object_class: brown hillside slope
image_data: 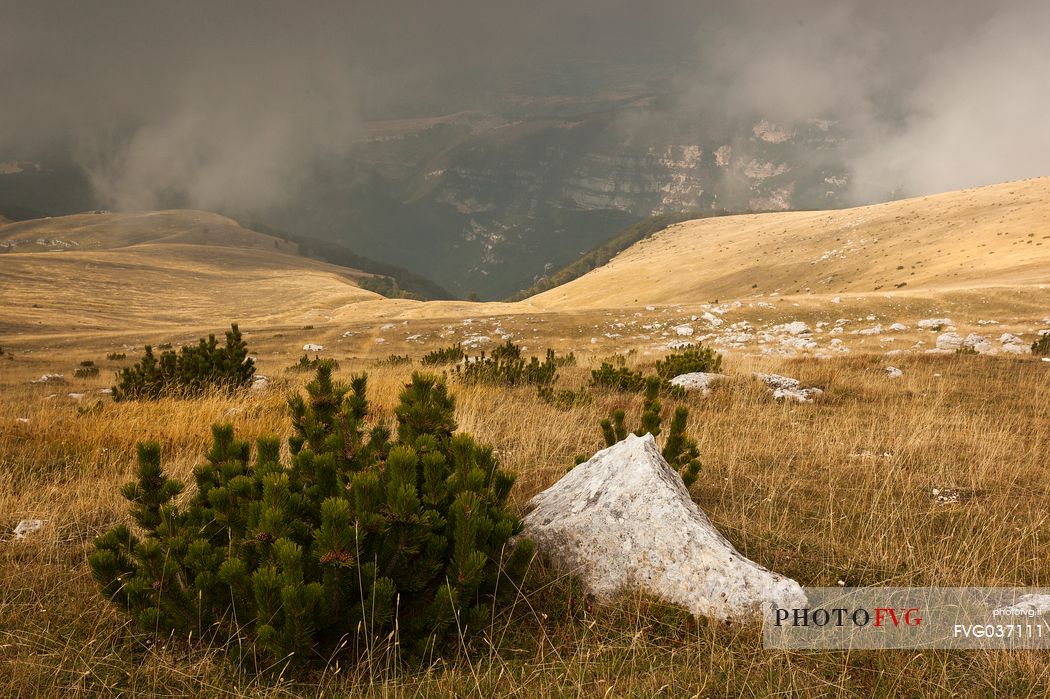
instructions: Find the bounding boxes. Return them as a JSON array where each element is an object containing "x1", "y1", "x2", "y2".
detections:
[
  {"x1": 0, "y1": 210, "x2": 381, "y2": 336},
  {"x1": 531, "y1": 178, "x2": 1050, "y2": 309}
]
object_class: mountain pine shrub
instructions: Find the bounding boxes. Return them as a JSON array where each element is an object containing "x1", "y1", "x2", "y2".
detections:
[
  {"x1": 536, "y1": 385, "x2": 590, "y2": 409},
  {"x1": 593, "y1": 377, "x2": 701, "y2": 487},
  {"x1": 421, "y1": 344, "x2": 464, "y2": 366},
  {"x1": 288, "y1": 353, "x2": 339, "y2": 372},
  {"x1": 74, "y1": 366, "x2": 100, "y2": 378},
  {"x1": 376, "y1": 353, "x2": 412, "y2": 366},
  {"x1": 455, "y1": 340, "x2": 558, "y2": 387},
  {"x1": 589, "y1": 362, "x2": 646, "y2": 392},
  {"x1": 1033, "y1": 332, "x2": 1050, "y2": 356},
  {"x1": 112, "y1": 324, "x2": 254, "y2": 401},
  {"x1": 654, "y1": 343, "x2": 722, "y2": 379},
  {"x1": 553, "y1": 351, "x2": 577, "y2": 367},
  {"x1": 89, "y1": 364, "x2": 533, "y2": 668}
]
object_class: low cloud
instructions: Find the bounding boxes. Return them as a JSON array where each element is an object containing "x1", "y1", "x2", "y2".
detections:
[
  {"x1": 679, "y1": 0, "x2": 1049, "y2": 201},
  {"x1": 1, "y1": 1, "x2": 1046, "y2": 213}
]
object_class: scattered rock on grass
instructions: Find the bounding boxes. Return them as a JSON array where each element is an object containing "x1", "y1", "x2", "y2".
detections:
[
  {"x1": 935, "y1": 332, "x2": 963, "y2": 351},
  {"x1": 754, "y1": 373, "x2": 823, "y2": 403},
  {"x1": 669, "y1": 372, "x2": 727, "y2": 395},
  {"x1": 13, "y1": 519, "x2": 46, "y2": 540},
  {"x1": 999, "y1": 334, "x2": 1029, "y2": 354},
  {"x1": 773, "y1": 321, "x2": 810, "y2": 336},
  {"x1": 1006, "y1": 595, "x2": 1050, "y2": 616}
]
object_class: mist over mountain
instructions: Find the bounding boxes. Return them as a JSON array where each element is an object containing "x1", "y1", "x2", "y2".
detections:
[{"x1": 2, "y1": 1, "x2": 1047, "y2": 298}]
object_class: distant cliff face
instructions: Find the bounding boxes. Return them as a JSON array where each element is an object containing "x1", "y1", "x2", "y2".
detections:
[
  {"x1": 264, "y1": 102, "x2": 849, "y2": 299},
  {"x1": 289, "y1": 105, "x2": 852, "y2": 299}
]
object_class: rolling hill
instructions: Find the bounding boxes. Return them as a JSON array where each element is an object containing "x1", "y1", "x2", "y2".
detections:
[
  {"x1": 3, "y1": 178, "x2": 1049, "y2": 359},
  {"x1": 530, "y1": 178, "x2": 1050, "y2": 310},
  {"x1": 0, "y1": 210, "x2": 382, "y2": 336}
]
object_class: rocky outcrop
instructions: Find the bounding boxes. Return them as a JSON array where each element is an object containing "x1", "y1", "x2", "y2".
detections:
[
  {"x1": 669, "y1": 372, "x2": 727, "y2": 395},
  {"x1": 754, "y1": 373, "x2": 823, "y2": 403},
  {"x1": 522, "y1": 434, "x2": 805, "y2": 620}
]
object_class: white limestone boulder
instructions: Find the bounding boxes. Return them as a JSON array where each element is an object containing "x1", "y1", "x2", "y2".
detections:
[
  {"x1": 30, "y1": 373, "x2": 65, "y2": 384},
  {"x1": 13, "y1": 519, "x2": 46, "y2": 540},
  {"x1": 701, "y1": 312, "x2": 724, "y2": 327},
  {"x1": 754, "y1": 373, "x2": 823, "y2": 403},
  {"x1": 772, "y1": 321, "x2": 810, "y2": 336},
  {"x1": 669, "y1": 372, "x2": 727, "y2": 395},
  {"x1": 302, "y1": 343, "x2": 324, "y2": 352},
  {"x1": 999, "y1": 333, "x2": 1030, "y2": 354},
  {"x1": 522, "y1": 434, "x2": 805, "y2": 620},
  {"x1": 935, "y1": 332, "x2": 963, "y2": 351},
  {"x1": 963, "y1": 333, "x2": 994, "y2": 354},
  {"x1": 1005, "y1": 594, "x2": 1050, "y2": 616}
]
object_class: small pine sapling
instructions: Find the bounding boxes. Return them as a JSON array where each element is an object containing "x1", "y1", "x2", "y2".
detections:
[
  {"x1": 594, "y1": 376, "x2": 702, "y2": 487},
  {"x1": 1032, "y1": 333, "x2": 1050, "y2": 356},
  {"x1": 655, "y1": 343, "x2": 723, "y2": 380}
]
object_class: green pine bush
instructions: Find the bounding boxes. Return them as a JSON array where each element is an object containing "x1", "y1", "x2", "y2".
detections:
[
  {"x1": 589, "y1": 362, "x2": 646, "y2": 392},
  {"x1": 455, "y1": 340, "x2": 558, "y2": 387},
  {"x1": 1032, "y1": 333, "x2": 1050, "y2": 356},
  {"x1": 74, "y1": 366, "x2": 100, "y2": 378},
  {"x1": 288, "y1": 353, "x2": 339, "y2": 372},
  {"x1": 376, "y1": 353, "x2": 412, "y2": 366},
  {"x1": 89, "y1": 364, "x2": 533, "y2": 667},
  {"x1": 112, "y1": 324, "x2": 254, "y2": 401},
  {"x1": 421, "y1": 344, "x2": 464, "y2": 366},
  {"x1": 553, "y1": 351, "x2": 577, "y2": 368},
  {"x1": 654, "y1": 343, "x2": 723, "y2": 379},
  {"x1": 592, "y1": 377, "x2": 702, "y2": 487},
  {"x1": 536, "y1": 385, "x2": 590, "y2": 409}
]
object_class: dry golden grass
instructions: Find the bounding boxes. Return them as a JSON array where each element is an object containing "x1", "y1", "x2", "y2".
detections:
[
  {"x1": 2, "y1": 341, "x2": 1048, "y2": 697},
  {"x1": 2, "y1": 180, "x2": 1050, "y2": 696},
  {"x1": 531, "y1": 177, "x2": 1050, "y2": 309},
  {"x1": 0, "y1": 210, "x2": 381, "y2": 337}
]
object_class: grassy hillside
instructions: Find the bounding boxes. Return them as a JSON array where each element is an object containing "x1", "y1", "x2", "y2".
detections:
[
  {"x1": 0, "y1": 210, "x2": 383, "y2": 336},
  {"x1": 511, "y1": 211, "x2": 711, "y2": 300},
  {"x1": 532, "y1": 178, "x2": 1050, "y2": 309}
]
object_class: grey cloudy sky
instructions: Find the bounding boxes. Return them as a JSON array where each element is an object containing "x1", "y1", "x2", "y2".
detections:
[{"x1": 1, "y1": 0, "x2": 1046, "y2": 211}]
